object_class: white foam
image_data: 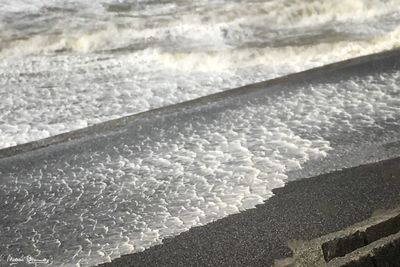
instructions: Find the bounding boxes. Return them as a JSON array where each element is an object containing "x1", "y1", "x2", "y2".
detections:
[
  {"x1": 1, "y1": 70, "x2": 400, "y2": 266},
  {"x1": 2, "y1": 0, "x2": 400, "y2": 56},
  {"x1": 2, "y1": 1, "x2": 400, "y2": 149},
  {"x1": 2, "y1": 2, "x2": 400, "y2": 263},
  {"x1": 2, "y1": 25, "x2": 400, "y2": 149}
]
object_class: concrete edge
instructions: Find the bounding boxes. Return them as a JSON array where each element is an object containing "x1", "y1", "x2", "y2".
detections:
[
  {"x1": 274, "y1": 207, "x2": 400, "y2": 267},
  {"x1": 327, "y1": 231, "x2": 400, "y2": 267}
]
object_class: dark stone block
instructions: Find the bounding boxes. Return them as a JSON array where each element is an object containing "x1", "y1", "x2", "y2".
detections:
[
  {"x1": 373, "y1": 235, "x2": 400, "y2": 267},
  {"x1": 365, "y1": 215, "x2": 400, "y2": 244},
  {"x1": 322, "y1": 231, "x2": 367, "y2": 262}
]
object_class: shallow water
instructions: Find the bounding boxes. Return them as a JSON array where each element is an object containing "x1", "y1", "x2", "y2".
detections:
[
  {"x1": 1, "y1": 55, "x2": 400, "y2": 266},
  {"x1": 2, "y1": 2, "x2": 400, "y2": 266},
  {"x1": 2, "y1": 0, "x2": 400, "y2": 148}
]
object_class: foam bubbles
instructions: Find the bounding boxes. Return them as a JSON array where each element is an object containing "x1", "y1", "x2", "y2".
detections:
[
  {"x1": 1, "y1": 2, "x2": 400, "y2": 264},
  {"x1": 2, "y1": 1, "x2": 400, "y2": 149},
  {"x1": 1, "y1": 69, "x2": 400, "y2": 266}
]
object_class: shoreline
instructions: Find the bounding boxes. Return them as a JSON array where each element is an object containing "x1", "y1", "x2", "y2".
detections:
[
  {"x1": 98, "y1": 156, "x2": 400, "y2": 267},
  {"x1": 1, "y1": 48, "x2": 400, "y2": 160},
  {"x1": 1, "y1": 47, "x2": 400, "y2": 266}
]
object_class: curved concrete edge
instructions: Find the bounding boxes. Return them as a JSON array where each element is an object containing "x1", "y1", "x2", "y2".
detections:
[{"x1": 1, "y1": 48, "x2": 400, "y2": 159}]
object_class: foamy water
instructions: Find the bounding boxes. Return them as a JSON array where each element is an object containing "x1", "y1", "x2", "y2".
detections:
[
  {"x1": 1, "y1": 67, "x2": 400, "y2": 266},
  {"x1": 2, "y1": 1, "x2": 400, "y2": 266},
  {"x1": 2, "y1": 0, "x2": 400, "y2": 148}
]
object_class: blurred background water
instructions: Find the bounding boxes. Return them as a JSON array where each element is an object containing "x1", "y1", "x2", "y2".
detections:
[{"x1": 1, "y1": 0, "x2": 400, "y2": 148}]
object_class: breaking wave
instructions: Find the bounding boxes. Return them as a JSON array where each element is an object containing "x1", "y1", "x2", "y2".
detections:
[
  {"x1": 2, "y1": 0, "x2": 400, "y2": 148},
  {"x1": 1, "y1": 0, "x2": 400, "y2": 56}
]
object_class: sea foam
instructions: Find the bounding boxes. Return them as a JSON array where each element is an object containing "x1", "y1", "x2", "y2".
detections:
[
  {"x1": 2, "y1": 1, "x2": 400, "y2": 148},
  {"x1": 1, "y1": 69, "x2": 400, "y2": 266}
]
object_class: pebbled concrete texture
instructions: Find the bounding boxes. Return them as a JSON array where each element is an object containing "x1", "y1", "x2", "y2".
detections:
[{"x1": 99, "y1": 156, "x2": 400, "y2": 267}]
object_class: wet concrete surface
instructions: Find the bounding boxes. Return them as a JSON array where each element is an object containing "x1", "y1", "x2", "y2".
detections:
[{"x1": 100, "y1": 156, "x2": 400, "y2": 267}]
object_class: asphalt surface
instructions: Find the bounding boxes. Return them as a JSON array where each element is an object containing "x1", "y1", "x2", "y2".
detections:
[{"x1": 99, "y1": 156, "x2": 400, "y2": 267}]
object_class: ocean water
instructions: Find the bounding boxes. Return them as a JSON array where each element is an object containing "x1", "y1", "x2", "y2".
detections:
[
  {"x1": 1, "y1": 0, "x2": 400, "y2": 148},
  {"x1": 1, "y1": 1, "x2": 400, "y2": 267}
]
